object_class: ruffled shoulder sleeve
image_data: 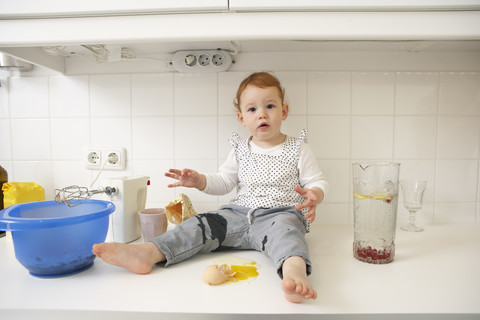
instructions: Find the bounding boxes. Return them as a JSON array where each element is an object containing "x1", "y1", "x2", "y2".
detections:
[
  {"x1": 229, "y1": 132, "x2": 249, "y2": 160},
  {"x1": 292, "y1": 129, "x2": 308, "y2": 158},
  {"x1": 299, "y1": 129, "x2": 308, "y2": 144},
  {"x1": 229, "y1": 132, "x2": 242, "y2": 149}
]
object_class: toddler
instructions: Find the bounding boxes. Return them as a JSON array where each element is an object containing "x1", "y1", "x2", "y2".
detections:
[{"x1": 93, "y1": 72, "x2": 328, "y2": 303}]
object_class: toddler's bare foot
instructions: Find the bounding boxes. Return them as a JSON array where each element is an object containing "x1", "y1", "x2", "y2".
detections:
[
  {"x1": 92, "y1": 242, "x2": 165, "y2": 274},
  {"x1": 281, "y1": 256, "x2": 317, "y2": 303}
]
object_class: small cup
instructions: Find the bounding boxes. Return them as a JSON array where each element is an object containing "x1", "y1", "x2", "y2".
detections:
[{"x1": 138, "y1": 208, "x2": 168, "y2": 243}]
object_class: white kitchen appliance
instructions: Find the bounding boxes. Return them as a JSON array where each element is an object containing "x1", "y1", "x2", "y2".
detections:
[{"x1": 103, "y1": 176, "x2": 150, "y2": 243}]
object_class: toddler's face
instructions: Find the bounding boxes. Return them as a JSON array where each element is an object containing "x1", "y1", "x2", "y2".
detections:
[{"x1": 237, "y1": 85, "x2": 288, "y2": 147}]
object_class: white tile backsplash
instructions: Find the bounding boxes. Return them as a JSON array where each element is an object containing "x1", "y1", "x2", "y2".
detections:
[
  {"x1": 51, "y1": 160, "x2": 91, "y2": 191},
  {"x1": 217, "y1": 114, "x2": 246, "y2": 159},
  {"x1": 317, "y1": 160, "x2": 351, "y2": 203},
  {"x1": 282, "y1": 115, "x2": 307, "y2": 139},
  {"x1": 12, "y1": 161, "x2": 54, "y2": 198},
  {"x1": 174, "y1": 116, "x2": 217, "y2": 159},
  {"x1": 218, "y1": 72, "x2": 250, "y2": 115},
  {"x1": 438, "y1": 72, "x2": 480, "y2": 115},
  {"x1": 50, "y1": 75, "x2": 90, "y2": 118},
  {"x1": 9, "y1": 77, "x2": 49, "y2": 118},
  {"x1": 478, "y1": 159, "x2": 480, "y2": 205},
  {"x1": 308, "y1": 72, "x2": 351, "y2": 115},
  {"x1": 395, "y1": 72, "x2": 438, "y2": 115},
  {"x1": 2, "y1": 69, "x2": 479, "y2": 224},
  {"x1": 90, "y1": 74, "x2": 131, "y2": 117},
  {"x1": 435, "y1": 159, "x2": 478, "y2": 202},
  {"x1": 352, "y1": 72, "x2": 395, "y2": 115},
  {"x1": 50, "y1": 118, "x2": 90, "y2": 159},
  {"x1": 0, "y1": 119, "x2": 11, "y2": 160},
  {"x1": 394, "y1": 116, "x2": 437, "y2": 159},
  {"x1": 90, "y1": 117, "x2": 132, "y2": 153},
  {"x1": 132, "y1": 73, "x2": 174, "y2": 117},
  {"x1": 0, "y1": 78, "x2": 9, "y2": 118},
  {"x1": 276, "y1": 72, "x2": 307, "y2": 115},
  {"x1": 174, "y1": 74, "x2": 217, "y2": 116},
  {"x1": 434, "y1": 202, "x2": 477, "y2": 224},
  {"x1": 437, "y1": 116, "x2": 480, "y2": 159},
  {"x1": 132, "y1": 117, "x2": 174, "y2": 159},
  {"x1": 351, "y1": 116, "x2": 394, "y2": 159},
  {"x1": 308, "y1": 116, "x2": 350, "y2": 159},
  {"x1": 10, "y1": 119, "x2": 51, "y2": 160}
]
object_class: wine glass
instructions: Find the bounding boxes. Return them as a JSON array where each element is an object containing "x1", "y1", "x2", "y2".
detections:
[{"x1": 400, "y1": 180, "x2": 427, "y2": 232}]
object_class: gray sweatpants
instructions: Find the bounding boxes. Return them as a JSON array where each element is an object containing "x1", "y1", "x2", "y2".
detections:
[{"x1": 151, "y1": 204, "x2": 311, "y2": 278}]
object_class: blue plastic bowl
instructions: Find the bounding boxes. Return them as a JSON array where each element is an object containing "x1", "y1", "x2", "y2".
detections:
[{"x1": 0, "y1": 200, "x2": 115, "y2": 278}]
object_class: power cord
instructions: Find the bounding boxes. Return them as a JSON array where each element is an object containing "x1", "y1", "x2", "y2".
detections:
[
  {"x1": 43, "y1": 45, "x2": 175, "y2": 64},
  {"x1": 42, "y1": 41, "x2": 240, "y2": 64}
]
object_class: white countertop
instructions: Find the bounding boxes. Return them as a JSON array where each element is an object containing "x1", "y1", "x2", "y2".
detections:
[{"x1": 1, "y1": 224, "x2": 479, "y2": 320}]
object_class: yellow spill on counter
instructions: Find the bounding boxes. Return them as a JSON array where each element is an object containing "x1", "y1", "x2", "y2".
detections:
[
  {"x1": 203, "y1": 256, "x2": 259, "y2": 286},
  {"x1": 230, "y1": 264, "x2": 259, "y2": 281}
]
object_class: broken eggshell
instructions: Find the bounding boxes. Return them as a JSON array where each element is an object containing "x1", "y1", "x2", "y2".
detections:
[
  {"x1": 165, "y1": 193, "x2": 197, "y2": 225},
  {"x1": 203, "y1": 264, "x2": 234, "y2": 285}
]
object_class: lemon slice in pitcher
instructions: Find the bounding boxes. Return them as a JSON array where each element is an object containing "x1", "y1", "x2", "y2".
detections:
[{"x1": 354, "y1": 193, "x2": 393, "y2": 203}]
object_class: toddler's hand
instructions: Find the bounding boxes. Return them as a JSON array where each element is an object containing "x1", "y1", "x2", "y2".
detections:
[
  {"x1": 294, "y1": 186, "x2": 319, "y2": 223},
  {"x1": 165, "y1": 169, "x2": 206, "y2": 190}
]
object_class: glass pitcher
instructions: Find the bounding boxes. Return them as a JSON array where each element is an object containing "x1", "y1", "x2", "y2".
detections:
[{"x1": 352, "y1": 162, "x2": 400, "y2": 264}]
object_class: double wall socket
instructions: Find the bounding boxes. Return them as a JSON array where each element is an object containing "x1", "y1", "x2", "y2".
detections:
[
  {"x1": 85, "y1": 147, "x2": 126, "y2": 170},
  {"x1": 171, "y1": 49, "x2": 233, "y2": 73}
]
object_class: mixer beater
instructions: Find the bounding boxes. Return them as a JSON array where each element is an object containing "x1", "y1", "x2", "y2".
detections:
[{"x1": 55, "y1": 185, "x2": 117, "y2": 207}]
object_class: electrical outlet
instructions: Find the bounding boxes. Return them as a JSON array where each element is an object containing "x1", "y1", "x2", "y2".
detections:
[
  {"x1": 171, "y1": 50, "x2": 232, "y2": 73},
  {"x1": 185, "y1": 54, "x2": 197, "y2": 67},
  {"x1": 85, "y1": 148, "x2": 102, "y2": 169},
  {"x1": 198, "y1": 53, "x2": 211, "y2": 66},
  {"x1": 84, "y1": 147, "x2": 126, "y2": 170},
  {"x1": 212, "y1": 53, "x2": 225, "y2": 66},
  {"x1": 104, "y1": 147, "x2": 126, "y2": 170}
]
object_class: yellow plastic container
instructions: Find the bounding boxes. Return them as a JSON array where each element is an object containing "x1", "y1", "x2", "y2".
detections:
[
  {"x1": 1, "y1": 182, "x2": 45, "y2": 239},
  {"x1": 2, "y1": 182, "x2": 45, "y2": 208}
]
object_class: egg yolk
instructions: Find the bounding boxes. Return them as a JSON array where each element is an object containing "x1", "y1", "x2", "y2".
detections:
[{"x1": 230, "y1": 264, "x2": 258, "y2": 281}]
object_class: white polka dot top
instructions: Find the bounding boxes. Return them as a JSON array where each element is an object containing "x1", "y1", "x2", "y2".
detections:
[{"x1": 229, "y1": 129, "x2": 311, "y2": 231}]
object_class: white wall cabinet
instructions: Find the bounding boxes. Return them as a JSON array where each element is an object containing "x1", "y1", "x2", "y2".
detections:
[
  {"x1": 0, "y1": 1, "x2": 479, "y2": 74},
  {"x1": 2, "y1": 0, "x2": 479, "y2": 19},
  {"x1": 229, "y1": 0, "x2": 480, "y2": 11},
  {"x1": 0, "y1": 0, "x2": 228, "y2": 18}
]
